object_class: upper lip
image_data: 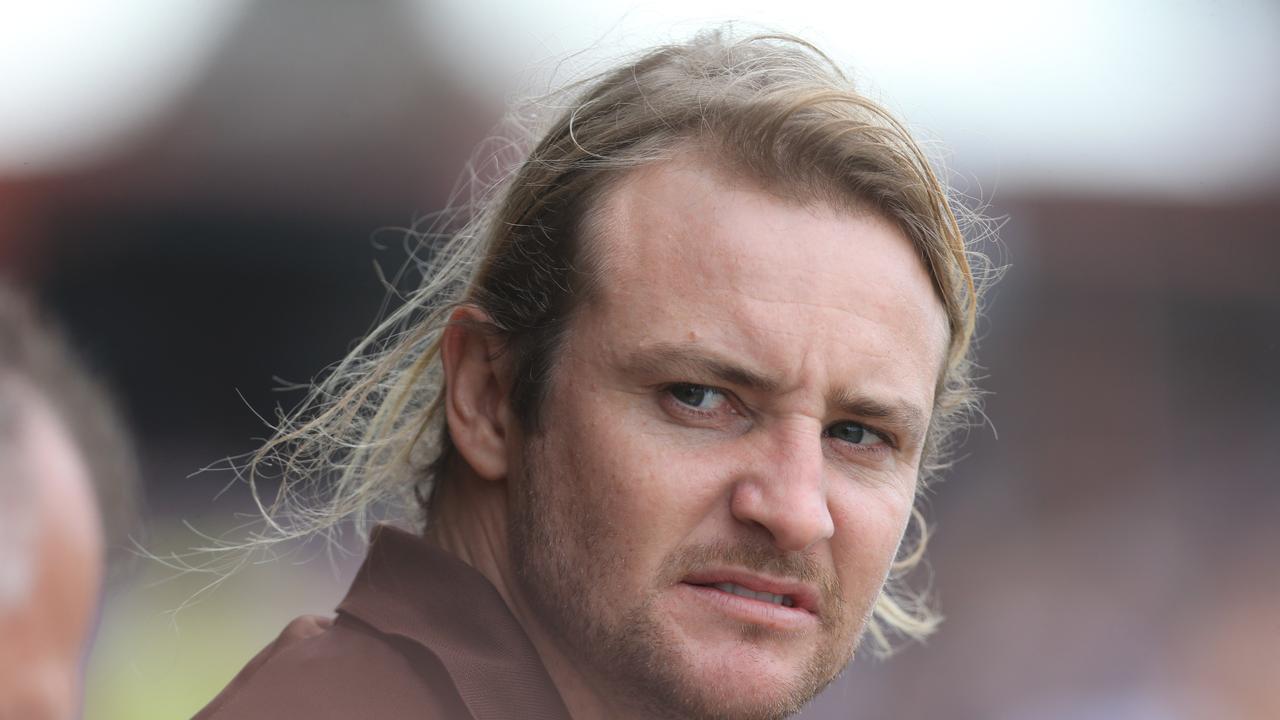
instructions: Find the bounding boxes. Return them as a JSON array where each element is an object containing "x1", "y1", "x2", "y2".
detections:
[{"x1": 681, "y1": 567, "x2": 821, "y2": 615}]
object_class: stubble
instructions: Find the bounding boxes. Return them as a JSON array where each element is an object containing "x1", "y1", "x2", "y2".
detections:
[{"x1": 507, "y1": 437, "x2": 862, "y2": 720}]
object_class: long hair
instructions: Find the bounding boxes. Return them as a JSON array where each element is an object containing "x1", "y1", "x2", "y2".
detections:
[{"x1": 222, "y1": 28, "x2": 993, "y2": 656}]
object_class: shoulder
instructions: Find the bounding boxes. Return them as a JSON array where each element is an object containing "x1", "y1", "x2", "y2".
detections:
[{"x1": 192, "y1": 612, "x2": 471, "y2": 720}]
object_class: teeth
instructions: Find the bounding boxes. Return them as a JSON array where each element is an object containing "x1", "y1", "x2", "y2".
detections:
[{"x1": 711, "y1": 582, "x2": 795, "y2": 607}]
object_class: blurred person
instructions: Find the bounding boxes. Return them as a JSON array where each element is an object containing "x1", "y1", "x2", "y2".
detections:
[
  {"x1": 0, "y1": 284, "x2": 138, "y2": 720},
  {"x1": 195, "y1": 29, "x2": 989, "y2": 720}
]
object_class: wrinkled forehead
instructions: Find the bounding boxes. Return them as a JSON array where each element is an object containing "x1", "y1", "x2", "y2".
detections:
[
  {"x1": 585, "y1": 157, "x2": 948, "y2": 338},
  {"x1": 577, "y1": 156, "x2": 950, "y2": 401},
  {"x1": 585, "y1": 152, "x2": 942, "y2": 295}
]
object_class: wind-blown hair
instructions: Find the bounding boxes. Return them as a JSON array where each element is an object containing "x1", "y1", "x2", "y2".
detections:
[{"x1": 233, "y1": 29, "x2": 991, "y2": 656}]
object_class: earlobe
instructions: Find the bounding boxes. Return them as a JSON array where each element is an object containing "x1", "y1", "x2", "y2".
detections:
[{"x1": 440, "y1": 306, "x2": 512, "y2": 482}]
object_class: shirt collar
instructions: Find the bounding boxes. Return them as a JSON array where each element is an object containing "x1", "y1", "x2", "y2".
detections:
[{"x1": 338, "y1": 524, "x2": 571, "y2": 720}]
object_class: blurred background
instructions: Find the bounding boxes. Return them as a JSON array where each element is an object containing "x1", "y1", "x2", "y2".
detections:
[{"x1": 2, "y1": 1, "x2": 1277, "y2": 718}]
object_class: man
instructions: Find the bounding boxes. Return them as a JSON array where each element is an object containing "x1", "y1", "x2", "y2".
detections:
[
  {"x1": 0, "y1": 284, "x2": 138, "y2": 720},
  {"x1": 196, "y1": 29, "x2": 985, "y2": 719}
]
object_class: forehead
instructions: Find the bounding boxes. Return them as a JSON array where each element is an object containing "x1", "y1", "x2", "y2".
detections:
[{"x1": 578, "y1": 158, "x2": 949, "y2": 406}]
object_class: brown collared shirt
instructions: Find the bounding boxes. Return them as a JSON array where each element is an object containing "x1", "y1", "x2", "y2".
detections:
[{"x1": 193, "y1": 525, "x2": 571, "y2": 719}]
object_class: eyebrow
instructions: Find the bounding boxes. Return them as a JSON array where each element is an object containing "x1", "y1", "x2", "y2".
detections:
[
  {"x1": 622, "y1": 342, "x2": 781, "y2": 394},
  {"x1": 830, "y1": 389, "x2": 928, "y2": 446},
  {"x1": 622, "y1": 342, "x2": 929, "y2": 444}
]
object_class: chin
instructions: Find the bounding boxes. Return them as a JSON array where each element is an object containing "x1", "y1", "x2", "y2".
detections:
[
  {"x1": 644, "y1": 632, "x2": 848, "y2": 720},
  {"x1": 693, "y1": 670, "x2": 819, "y2": 719}
]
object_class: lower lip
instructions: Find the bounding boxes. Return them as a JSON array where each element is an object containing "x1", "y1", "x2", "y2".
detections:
[{"x1": 676, "y1": 582, "x2": 818, "y2": 631}]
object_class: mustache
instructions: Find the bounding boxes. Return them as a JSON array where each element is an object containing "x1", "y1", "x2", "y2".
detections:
[{"x1": 661, "y1": 540, "x2": 843, "y2": 603}]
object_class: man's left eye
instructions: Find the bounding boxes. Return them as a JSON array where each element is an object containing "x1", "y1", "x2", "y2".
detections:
[
  {"x1": 825, "y1": 421, "x2": 886, "y2": 447},
  {"x1": 667, "y1": 384, "x2": 728, "y2": 412}
]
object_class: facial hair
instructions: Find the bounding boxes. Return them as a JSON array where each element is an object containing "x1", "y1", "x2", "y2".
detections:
[{"x1": 507, "y1": 436, "x2": 866, "y2": 720}]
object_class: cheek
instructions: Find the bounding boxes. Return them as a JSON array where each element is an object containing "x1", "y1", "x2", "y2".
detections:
[
  {"x1": 828, "y1": 483, "x2": 916, "y2": 590},
  {"x1": 554, "y1": 391, "x2": 724, "y2": 553},
  {"x1": 574, "y1": 422, "x2": 683, "y2": 531}
]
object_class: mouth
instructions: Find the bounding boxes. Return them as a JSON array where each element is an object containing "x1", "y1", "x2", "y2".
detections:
[
  {"x1": 679, "y1": 568, "x2": 820, "y2": 617},
  {"x1": 695, "y1": 582, "x2": 796, "y2": 607}
]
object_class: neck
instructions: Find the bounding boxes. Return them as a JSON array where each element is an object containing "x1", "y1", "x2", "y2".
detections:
[
  {"x1": 424, "y1": 468, "x2": 513, "y2": 603},
  {"x1": 426, "y1": 469, "x2": 658, "y2": 720}
]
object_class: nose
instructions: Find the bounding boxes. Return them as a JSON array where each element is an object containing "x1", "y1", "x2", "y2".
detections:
[{"x1": 729, "y1": 425, "x2": 835, "y2": 553}]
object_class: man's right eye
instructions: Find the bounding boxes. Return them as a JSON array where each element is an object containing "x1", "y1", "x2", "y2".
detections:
[{"x1": 667, "y1": 384, "x2": 728, "y2": 412}]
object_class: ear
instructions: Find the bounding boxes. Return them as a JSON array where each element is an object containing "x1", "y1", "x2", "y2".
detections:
[{"x1": 440, "y1": 305, "x2": 513, "y2": 482}]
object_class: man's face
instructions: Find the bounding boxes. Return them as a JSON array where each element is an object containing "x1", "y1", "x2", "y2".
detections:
[{"x1": 507, "y1": 158, "x2": 948, "y2": 719}]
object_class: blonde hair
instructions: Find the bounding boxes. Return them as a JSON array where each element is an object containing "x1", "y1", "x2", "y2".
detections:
[{"x1": 229, "y1": 28, "x2": 990, "y2": 656}]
